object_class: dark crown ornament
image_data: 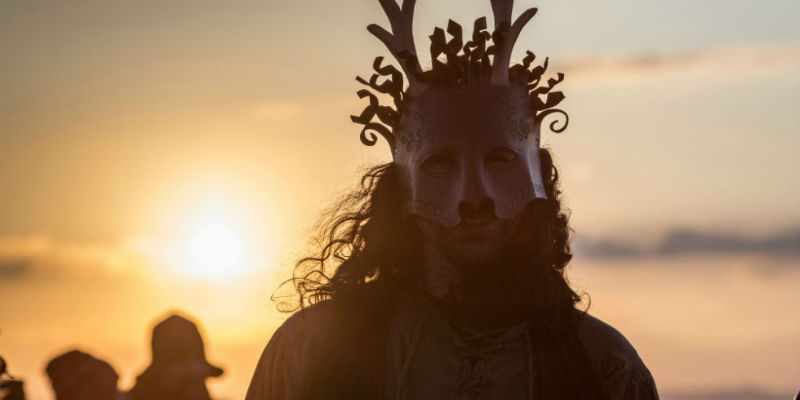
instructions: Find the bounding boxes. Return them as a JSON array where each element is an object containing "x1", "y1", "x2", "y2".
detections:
[{"x1": 351, "y1": 0, "x2": 568, "y2": 153}]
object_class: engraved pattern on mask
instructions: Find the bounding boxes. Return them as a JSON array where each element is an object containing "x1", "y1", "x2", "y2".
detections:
[
  {"x1": 492, "y1": 95, "x2": 531, "y2": 143},
  {"x1": 399, "y1": 106, "x2": 438, "y2": 163},
  {"x1": 400, "y1": 128, "x2": 424, "y2": 153},
  {"x1": 410, "y1": 200, "x2": 450, "y2": 220},
  {"x1": 499, "y1": 186, "x2": 534, "y2": 214}
]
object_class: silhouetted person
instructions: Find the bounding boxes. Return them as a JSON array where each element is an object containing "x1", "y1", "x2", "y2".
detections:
[
  {"x1": 45, "y1": 350, "x2": 121, "y2": 400},
  {"x1": 0, "y1": 355, "x2": 25, "y2": 400},
  {"x1": 129, "y1": 314, "x2": 223, "y2": 400},
  {"x1": 246, "y1": 1, "x2": 658, "y2": 399}
]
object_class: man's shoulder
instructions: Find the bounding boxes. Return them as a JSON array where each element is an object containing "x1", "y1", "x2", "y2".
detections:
[
  {"x1": 577, "y1": 313, "x2": 643, "y2": 364},
  {"x1": 272, "y1": 292, "x2": 386, "y2": 344},
  {"x1": 272, "y1": 301, "x2": 342, "y2": 344},
  {"x1": 249, "y1": 303, "x2": 342, "y2": 385},
  {"x1": 247, "y1": 301, "x2": 356, "y2": 400},
  {"x1": 578, "y1": 313, "x2": 649, "y2": 374},
  {"x1": 577, "y1": 313, "x2": 659, "y2": 397}
]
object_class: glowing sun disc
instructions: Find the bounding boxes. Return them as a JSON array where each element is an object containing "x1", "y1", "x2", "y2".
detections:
[{"x1": 186, "y1": 223, "x2": 244, "y2": 277}]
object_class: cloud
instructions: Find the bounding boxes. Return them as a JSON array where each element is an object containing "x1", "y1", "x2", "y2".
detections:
[
  {"x1": 555, "y1": 44, "x2": 800, "y2": 81},
  {"x1": 0, "y1": 235, "x2": 52, "y2": 258},
  {"x1": 0, "y1": 234, "x2": 143, "y2": 280},
  {"x1": 573, "y1": 227, "x2": 800, "y2": 259},
  {"x1": 655, "y1": 228, "x2": 800, "y2": 257},
  {"x1": 571, "y1": 237, "x2": 644, "y2": 258},
  {"x1": 0, "y1": 259, "x2": 33, "y2": 279},
  {"x1": 0, "y1": 235, "x2": 49, "y2": 280}
]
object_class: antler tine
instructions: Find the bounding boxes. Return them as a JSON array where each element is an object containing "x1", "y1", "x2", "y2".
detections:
[
  {"x1": 490, "y1": 0, "x2": 538, "y2": 85},
  {"x1": 367, "y1": 0, "x2": 426, "y2": 94},
  {"x1": 490, "y1": 0, "x2": 514, "y2": 29}
]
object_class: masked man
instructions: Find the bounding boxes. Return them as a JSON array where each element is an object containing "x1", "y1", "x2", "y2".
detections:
[{"x1": 247, "y1": 1, "x2": 658, "y2": 399}]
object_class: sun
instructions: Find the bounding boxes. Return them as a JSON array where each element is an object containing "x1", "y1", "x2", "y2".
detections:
[
  {"x1": 153, "y1": 187, "x2": 267, "y2": 280},
  {"x1": 183, "y1": 222, "x2": 244, "y2": 278}
]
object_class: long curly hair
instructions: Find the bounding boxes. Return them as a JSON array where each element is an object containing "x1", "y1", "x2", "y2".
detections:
[{"x1": 276, "y1": 149, "x2": 604, "y2": 399}]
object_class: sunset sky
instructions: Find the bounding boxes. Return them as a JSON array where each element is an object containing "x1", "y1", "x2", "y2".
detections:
[{"x1": 1, "y1": 1, "x2": 798, "y2": 399}]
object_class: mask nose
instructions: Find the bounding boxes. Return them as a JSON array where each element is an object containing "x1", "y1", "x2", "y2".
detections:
[
  {"x1": 458, "y1": 198, "x2": 495, "y2": 221},
  {"x1": 458, "y1": 165, "x2": 495, "y2": 219}
]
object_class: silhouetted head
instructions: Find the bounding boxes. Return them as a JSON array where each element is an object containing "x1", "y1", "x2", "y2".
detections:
[
  {"x1": 335, "y1": 0, "x2": 574, "y2": 306},
  {"x1": 45, "y1": 350, "x2": 119, "y2": 400},
  {"x1": 129, "y1": 313, "x2": 222, "y2": 400},
  {"x1": 150, "y1": 314, "x2": 223, "y2": 378}
]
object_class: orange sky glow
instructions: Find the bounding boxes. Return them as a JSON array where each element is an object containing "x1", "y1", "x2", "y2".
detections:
[{"x1": 1, "y1": 1, "x2": 799, "y2": 399}]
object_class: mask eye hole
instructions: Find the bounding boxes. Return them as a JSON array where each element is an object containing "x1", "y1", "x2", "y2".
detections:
[
  {"x1": 485, "y1": 147, "x2": 518, "y2": 170},
  {"x1": 421, "y1": 152, "x2": 457, "y2": 175}
]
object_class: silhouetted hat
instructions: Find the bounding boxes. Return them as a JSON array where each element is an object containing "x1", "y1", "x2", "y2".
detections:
[{"x1": 149, "y1": 314, "x2": 223, "y2": 378}]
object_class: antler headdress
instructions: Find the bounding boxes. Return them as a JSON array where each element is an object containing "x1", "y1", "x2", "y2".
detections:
[{"x1": 351, "y1": 0, "x2": 568, "y2": 153}]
